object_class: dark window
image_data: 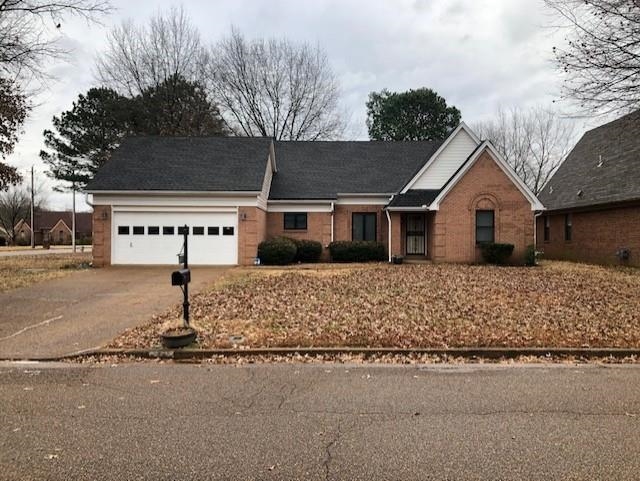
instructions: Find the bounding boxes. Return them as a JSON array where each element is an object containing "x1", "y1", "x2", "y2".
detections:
[
  {"x1": 133, "y1": 226, "x2": 144, "y2": 235},
  {"x1": 208, "y1": 226, "x2": 219, "y2": 235},
  {"x1": 284, "y1": 212, "x2": 307, "y2": 230},
  {"x1": 223, "y1": 226, "x2": 234, "y2": 236},
  {"x1": 177, "y1": 226, "x2": 189, "y2": 235},
  {"x1": 543, "y1": 216, "x2": 550, "y2": 242},
  {"x1": 162, "y1": 226, "x2": 174, "y2": 235},
  {"x1": 352, "y1": 213, "x2": 377, "y2": 241},
  {"x1": 475, "y1": 210, "x2": 494, "y2": 244},
  {"x1": 118, "y1": 226, "x2": 130, "y2": 235},
  {"x1": 564, "y1": 214, "x2": 572, "y2": 241},
  {"x1": 193, "y1": 226, "x2": 204, "y2": 235},
  {"x1": 148, "y1": 226, "x2": 160, "y2": 235}
]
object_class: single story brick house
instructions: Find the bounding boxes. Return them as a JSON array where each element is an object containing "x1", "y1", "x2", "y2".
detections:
[
  {"x1": 537, "y1": 110, "x2": 640, "y2": 266},
  {"x1": 14, "y1": 211, "x2": 93, "y2": 245},
  {"x1": 86, "y1": 123, "x2": 543, "y2": 266}
]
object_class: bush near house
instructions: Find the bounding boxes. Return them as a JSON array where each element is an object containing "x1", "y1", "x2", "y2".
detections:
[
  {"x1": 289, "y1": 238, "x2": 323, "y2": 263},
  {"x1": 481, "y1": 242, "x2": 514, "y2": 265},
  {"x1": 258, "y1": 237, "x2": 297, "y2": 265},
  {"x1": 329, "y1": 240, "x2": 387, "y2": 262},
  {"x1": 524, "y1": 244, "x2": 537, "y2": 266}
]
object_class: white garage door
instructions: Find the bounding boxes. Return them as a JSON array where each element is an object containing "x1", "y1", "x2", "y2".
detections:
[{"x1": 112, "y1": 211, "x2": 238, "y2": 265}]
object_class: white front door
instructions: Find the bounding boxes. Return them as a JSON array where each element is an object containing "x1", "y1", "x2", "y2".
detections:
[{"x1": 112, "y1": 211, "x2": 238, "y2": 265}]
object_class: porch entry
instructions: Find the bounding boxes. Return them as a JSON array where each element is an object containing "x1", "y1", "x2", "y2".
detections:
[{"x1": 405, "y1": 214, "x2": 426, "y2": 255}]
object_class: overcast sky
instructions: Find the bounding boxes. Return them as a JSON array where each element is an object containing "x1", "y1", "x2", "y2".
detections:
[{"x1": 8, "y1": 0, "x2": 586, "y2": 211}]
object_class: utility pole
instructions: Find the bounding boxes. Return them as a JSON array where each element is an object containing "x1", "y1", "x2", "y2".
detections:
[
  {"x1": 72, "y1": 182, "x2": 76, "y2": 254},
  {"x1": 30, "y1": 166, "x2": 34, "y2": 249}
]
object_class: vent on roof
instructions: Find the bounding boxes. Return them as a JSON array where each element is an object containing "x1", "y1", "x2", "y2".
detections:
[
  {"x1": 577, "y1": 189, "x2": 583, "y2": 198},
  {"x1": 597, "y1": 155, "x2": 604, "y2": 168},
  {"x1": 549, "y1": 186, "x2": 553, "y2": 194}
]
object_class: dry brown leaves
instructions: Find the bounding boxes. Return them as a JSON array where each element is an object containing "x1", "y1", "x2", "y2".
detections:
[
  {"x1": 111, "y1": 261, "x2": 640, "y2": 349},
  {"x1": 0, "y1": 253, "x2": 92, "y2": 292}
]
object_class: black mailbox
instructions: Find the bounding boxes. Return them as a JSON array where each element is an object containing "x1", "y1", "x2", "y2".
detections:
[{"x1": 171, "y1": 268, "x2": 191, "y2": 286}]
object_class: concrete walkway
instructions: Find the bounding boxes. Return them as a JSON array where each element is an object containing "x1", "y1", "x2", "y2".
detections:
[{"x1": 0, "y1": 266, "x2": 229, "y2": 359}]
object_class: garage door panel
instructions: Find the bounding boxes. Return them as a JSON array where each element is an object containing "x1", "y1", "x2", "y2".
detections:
[{"x1": 112, "y1": 211, "x2": 237, "y2": 265}]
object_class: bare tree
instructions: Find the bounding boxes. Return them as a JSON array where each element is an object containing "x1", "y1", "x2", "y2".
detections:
[
  {"x1": 0, "y1": 179, "x2": 46, "y2": 244},
  {"x1": 546, "y1": 0, "x2": 640, "y2": 115},
  {"x1": 95, "y1": 5, "x2": 208, "y2": 96},
  {"x1": 475, "y1": 106, "x2": 577, "y2": 195},
  {"x1": 0, "y1": 0, "x2": 112, "y2": 83},
  {"x1": 206, "y1": 28, "x2": 345, "y2": 140}
]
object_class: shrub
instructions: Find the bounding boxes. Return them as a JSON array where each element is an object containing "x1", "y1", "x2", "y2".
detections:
[
  {"x1": 292, "y1": 239, "x2": 323, "y2": 263},
  {"x1": 329, "y1": 240, "x2": 387, "y2": 262},
  {"x1": 480, "y1": 242, "x2": 514, "y2": 265},
  {"x1": 524, "y1": 244, "x2": 537, "y2": 266},
  {"x1": 258, "y1": 237, "x2": 297, "y2": 265}
]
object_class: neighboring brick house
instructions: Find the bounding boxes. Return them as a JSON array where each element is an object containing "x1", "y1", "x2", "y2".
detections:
[
  {"x1": 15, "y1": 211, "x2": 93, "y2": 246},
  {"x1": 86, "y1": 123, "x2": 543, "y2": 266},
  {"x1": 537, "y1": 110, "x2": 640, "y2": 267}
]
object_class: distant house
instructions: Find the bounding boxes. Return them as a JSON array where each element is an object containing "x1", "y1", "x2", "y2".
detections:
[
  {"x1": 537, "y1": 110, "x2": 640, "y2": 266},
  {"x1": 15, "y1": 211, "x2": 93, "y2": 246},
  {"x1": 86, "y1": 122, "x2": 543, "y2": 266}
]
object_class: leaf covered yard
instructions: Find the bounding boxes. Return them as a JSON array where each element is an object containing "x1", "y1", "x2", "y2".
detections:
[{"x1": 112, "y1": 262, "x2": 640, "y2": 350}]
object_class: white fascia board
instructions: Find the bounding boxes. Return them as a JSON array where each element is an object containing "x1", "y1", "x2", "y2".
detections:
[
  {"x1": 267, "y1": 201, "x2": 334, "y2": 212},
  {"x1": 93, "y1": 193, "x2": 261, "y2": 208},
  {"x1": 385, "y1": 206, "x2": 429, "y2": 212},
  {"x1": 429, "y1": 141, "x2": 545, "y2": 212},
  {"x1": 112, "y1": 205, "x2": 239, "y2": 213},
  {"x1": 400, "y1": 122, "x2": 481, "y2": 194},
  {"x1": 269, "y1": 141, "x2": 277, "y2": 173},
  {"x1": 86, "y1": 190, "x2": 261, "y2": 196},
  {"x1": 335, "y1": 194, "x2": 392, "y2": 205}
]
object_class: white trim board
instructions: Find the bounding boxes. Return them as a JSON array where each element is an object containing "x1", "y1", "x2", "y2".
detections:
[
  {"x1": 400, "y1": 122, "x2": 481, "y2": 193},
  {"x1": 429, "y1": 142, "x2": 545, "y2": 212}
]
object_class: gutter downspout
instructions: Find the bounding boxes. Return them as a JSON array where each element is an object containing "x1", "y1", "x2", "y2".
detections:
[
  {"x1": 534, "y1": 210, "x2": 544, "y2": 260},
  {"x1": 386, "y1": 195, "x2": 394, "y2": 263},
  {"x1": 84, "y1": 192, "x2": 94, "y2": 208},
  {"x1": 330, "y1": 201, "x2": 335, "y2": 243}
]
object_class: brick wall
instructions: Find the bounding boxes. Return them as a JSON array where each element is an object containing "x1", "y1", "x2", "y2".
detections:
[
  {"x1": 266, "y1": 212, "x2": 333, "y2": 246},
  {"x1": 92, "y1": 205, "x2": 111, "y2": 267},
  {"x1": 333, "y1": 204, "x2": 388, "y2": 245},
  {"x1": 238, "y1": 206, "x2": 267, "y2": 265},
  {"x1": 536, "y1": 205, "x2": 640, "y2": 266},
  {"x1": 432, "y1": 151, "x2": 535, "y2": 264}
]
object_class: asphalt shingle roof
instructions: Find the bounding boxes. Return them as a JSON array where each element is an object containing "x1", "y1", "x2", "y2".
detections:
[
  {"x1": 387, "y1": 189, "x2": 441, "y2": 207},
  {"x1": 269, "y1": 140, "x2": 443, "y2": 199},
  {"x1": 87, "y1": 136, "x2": 272, "y2": 192},
  {"x1": 539, "y1": 110, "x2": 640, "y2": 211}
]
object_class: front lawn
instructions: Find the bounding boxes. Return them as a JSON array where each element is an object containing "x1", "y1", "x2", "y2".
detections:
[
  {"x1": 0, "y1": 253, "x2": 92, "y2": 292},
  {"x1": 111, "y1": 261, "x2": 640, "y2": 349}
]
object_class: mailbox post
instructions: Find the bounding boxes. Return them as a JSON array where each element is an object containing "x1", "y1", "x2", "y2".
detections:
[{"x1": 171, "y1": 225, "x2": 190, "y2": 327}]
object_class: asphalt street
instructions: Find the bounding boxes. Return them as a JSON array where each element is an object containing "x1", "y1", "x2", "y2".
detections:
[{"x1": 1, "y1": 361, "x2": 639, "y2": 480}]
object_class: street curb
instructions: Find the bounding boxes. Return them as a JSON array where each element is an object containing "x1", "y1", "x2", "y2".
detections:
[{"x1": 6, "y1": 346, "x2": 640, "y2": 362}]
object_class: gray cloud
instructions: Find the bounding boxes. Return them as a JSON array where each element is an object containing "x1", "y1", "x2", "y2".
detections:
[{"x1": 6, "y1": 0, "x2": 571, "y2": 209}]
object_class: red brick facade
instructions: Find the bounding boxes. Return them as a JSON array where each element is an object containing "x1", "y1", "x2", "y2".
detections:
[
  {"x1": 92, "y1": 205, "x2": 111, "y2": 267},
  {"x1": 238, "y1": 207, "x2": 267, "y2": 266},
  {"x1": 536, "y1": 203, "x2": 640, "y2": 267},
  {"x1": 431, "y1": 151, "x2": 534, "y2": 263}
]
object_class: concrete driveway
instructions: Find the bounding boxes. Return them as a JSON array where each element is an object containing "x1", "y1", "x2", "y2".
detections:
[{"x1": 0, "y1": 266, "x2": 230, "y2": 359}]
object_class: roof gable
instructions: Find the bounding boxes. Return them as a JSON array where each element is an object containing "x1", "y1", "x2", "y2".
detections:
[
  {"x1": 401, "y1": 123, "x2": 480, "y2": 193},
  {"x1": 430, "y1": 142, "x2": 544, "y2": 211},
  {"x1": 538, "y1": 110, "x2": 640, "y2": 210}
]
